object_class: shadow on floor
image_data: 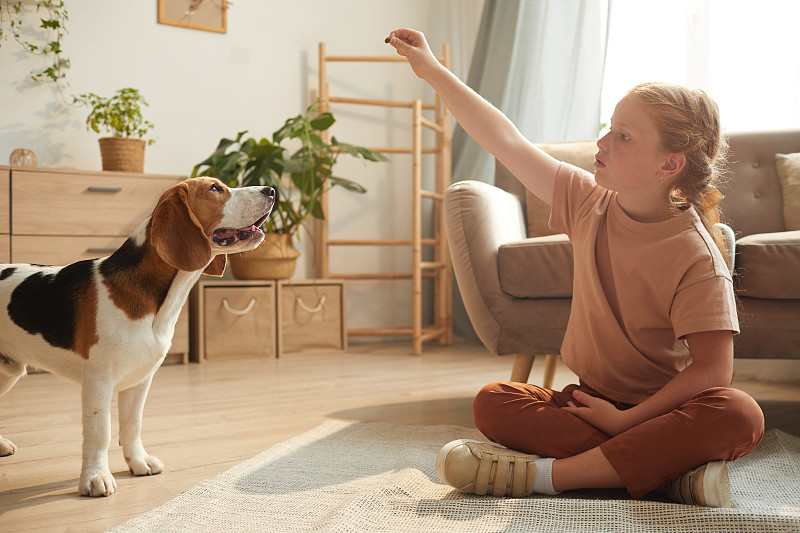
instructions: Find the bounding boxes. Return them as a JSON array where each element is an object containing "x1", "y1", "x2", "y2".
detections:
[{"x1": 328, "y1": 397, "x2": 477, "y2": 427}]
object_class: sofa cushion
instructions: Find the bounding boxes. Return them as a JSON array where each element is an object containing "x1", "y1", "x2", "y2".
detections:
[
  {"x1": 735, "y1": 230, "x2": 800, "y2": 299},
  {"x1": 775, "y1": 152, "x2": 800, "y2": 230},
  {"x1": 525, "y1": 141, "x2": 597, "y2": 238},
  {"x1": 498, "y1": 234, "x2": 573, "y2": 298}
]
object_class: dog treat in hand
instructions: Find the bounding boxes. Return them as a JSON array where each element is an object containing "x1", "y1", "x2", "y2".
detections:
[{"x1": 385, "y1": 35, "x2": 391, "y2": 43}]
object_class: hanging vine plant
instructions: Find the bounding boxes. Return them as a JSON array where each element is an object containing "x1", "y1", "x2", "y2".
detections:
[{"x1": 0, "y1": 0, "x2": 70, "y2": 89}]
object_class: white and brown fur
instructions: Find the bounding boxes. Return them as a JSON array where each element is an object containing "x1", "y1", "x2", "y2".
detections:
[{"x1": 0, "y1": 177, "x2": 274, "y2": 496}]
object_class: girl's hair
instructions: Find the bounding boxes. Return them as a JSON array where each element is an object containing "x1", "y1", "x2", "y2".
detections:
[{"x1": 628, "y1": 82, "x2": 729, "y2": 260}]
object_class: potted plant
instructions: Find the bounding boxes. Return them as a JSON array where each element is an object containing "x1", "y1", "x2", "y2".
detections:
[
  {"x1": 191, "y1": 103, "x2": 388, "y2": 279},
  {"x1": 74, "y1": 87, "x2": 156, "y2": 173}
]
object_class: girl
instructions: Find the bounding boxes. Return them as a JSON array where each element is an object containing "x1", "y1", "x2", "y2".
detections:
[{"x1": 386, "y1": 28, "x2": 764, "y2": 507}]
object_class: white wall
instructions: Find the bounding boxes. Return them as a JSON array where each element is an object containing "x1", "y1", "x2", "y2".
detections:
[{"x1": 0, "y1": 0, "x2": 484, "y2": 334}]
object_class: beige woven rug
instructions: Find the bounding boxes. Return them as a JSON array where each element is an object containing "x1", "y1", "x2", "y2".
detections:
[{"x1": 111, "y1": 421, "x2": 800, "y2": 532}]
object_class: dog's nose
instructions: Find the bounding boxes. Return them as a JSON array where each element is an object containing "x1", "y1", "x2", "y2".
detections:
[{"x1": 262, "y1": 187, "x2": 276, "y2": 198}]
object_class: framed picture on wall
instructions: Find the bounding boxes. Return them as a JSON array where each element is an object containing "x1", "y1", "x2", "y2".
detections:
[{"x1": 158, "y1": 0, "x2": 227, "y2": 34}]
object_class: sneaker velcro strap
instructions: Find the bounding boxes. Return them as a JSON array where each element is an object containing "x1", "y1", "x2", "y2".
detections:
[
  {"x1": 492, "y1": 455, "x2": 511, "y2": 497},
  {"x1": 475, "y1": 452, "x2": 495, "y2": 495},
  {"x1": 511, "y1": 458, "x2": 528, "y2": 497}
]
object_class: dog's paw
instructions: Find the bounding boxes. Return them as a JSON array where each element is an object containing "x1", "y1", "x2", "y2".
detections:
[
  {"x1": 79, "y1": 470, "x2": 117, "y2": 497},
  {"x1": 0, "y1": 437, "x2": 17, "y2": 456},
  {"x1": 127, "y1": 454, "x2": 164, "y2": 476}
]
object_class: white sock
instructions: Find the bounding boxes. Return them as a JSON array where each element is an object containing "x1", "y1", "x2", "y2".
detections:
[{"x1": 532, "y1": 457, "x2": 560, "y2": 495}]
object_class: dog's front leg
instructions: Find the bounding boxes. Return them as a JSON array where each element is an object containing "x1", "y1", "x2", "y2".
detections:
[
  {"x1": 80, "y1": 378, "x2": 117, "y2": 497},
  {"x1": 118, "y1": 374, "x2": 163, "y2": 477},
  {"x1": 0, "y1": 358, "x2": 26, "y2": 456}
]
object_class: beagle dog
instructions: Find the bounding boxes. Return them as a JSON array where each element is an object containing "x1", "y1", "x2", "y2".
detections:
[{"x1": 0, "y1": 177, "x2": 274, "y2": 496}]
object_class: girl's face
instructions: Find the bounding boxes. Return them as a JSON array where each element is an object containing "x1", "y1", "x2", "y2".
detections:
[{"x1": 594, "y1": 93, "x2": 670, "y2": 196}]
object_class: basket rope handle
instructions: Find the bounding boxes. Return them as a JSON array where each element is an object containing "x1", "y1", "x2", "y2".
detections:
[
  {"x1": 296, "y1": 294, "x2": 326, "y2": 313},
  {"x1": 222, "y1": 297, "x2": 257, "y2": 316}
]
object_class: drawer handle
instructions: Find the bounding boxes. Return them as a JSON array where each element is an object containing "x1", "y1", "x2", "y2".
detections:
[
  {"x1": 87, "y1": 186, "x2": 123, "y2": 193},
  {"x1": 87, "y1": 248, "x2": 118, "y2": 253},
  {"x1": 296, "y1": 294, "x2": 326, "y2": 313},
  {"x1": 222, "y1": 297, "x2": 256, "y2": 316}
]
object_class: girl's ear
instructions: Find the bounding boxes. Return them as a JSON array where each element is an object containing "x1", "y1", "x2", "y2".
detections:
[{"x1": 661, "y1": 152, "x2": 686, "y2": 180}]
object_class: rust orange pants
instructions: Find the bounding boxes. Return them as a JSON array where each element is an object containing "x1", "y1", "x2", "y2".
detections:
[{"x1": 472, "y1": 381, "x2": 765, "y2": 498}]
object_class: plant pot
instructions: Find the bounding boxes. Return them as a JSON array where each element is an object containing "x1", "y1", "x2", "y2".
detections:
[
  {"x1": 229, "y1": 233, "x2": 300, "y2": 280},
  {"x1": 98, "y1": 137, "x2": 145, "y2": 172}
]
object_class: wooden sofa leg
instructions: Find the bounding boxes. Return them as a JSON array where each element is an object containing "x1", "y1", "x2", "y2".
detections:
[
  {"x1": 542, "y1": 354, "x2": 558, "y2": 390},
  {"x1": 510, "y1": 354, "x2": 534, "y2": 383},
  {"x1": 510, "y1": 354, "x2": 559, "y2": 386}
]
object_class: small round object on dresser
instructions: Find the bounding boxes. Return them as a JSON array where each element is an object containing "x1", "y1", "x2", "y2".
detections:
[{"x1": 9, "y1": 148, "x2": 38, "y2": 168}]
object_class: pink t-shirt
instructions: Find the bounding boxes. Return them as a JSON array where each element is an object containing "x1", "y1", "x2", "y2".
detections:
[{"x1": 549, "y1": 163, "x2": 738, "y2": 404}]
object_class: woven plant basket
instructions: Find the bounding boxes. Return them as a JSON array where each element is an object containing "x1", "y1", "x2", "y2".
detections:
[
  {"x1": 230, "y1": 233, "x2": 300, "y2": 280},
  {"x1": 98, "y1": 137, "x2": 145, "y2": 172}
]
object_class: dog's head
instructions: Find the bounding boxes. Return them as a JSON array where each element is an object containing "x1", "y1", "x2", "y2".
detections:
[{"x1": 150, "y1": 177, "x2": 275, "y2": 276}]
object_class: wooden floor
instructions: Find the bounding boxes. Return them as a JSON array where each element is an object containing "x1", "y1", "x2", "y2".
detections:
[{"x1": 1, "y1": 340, "x2": 798, "y2": 532}]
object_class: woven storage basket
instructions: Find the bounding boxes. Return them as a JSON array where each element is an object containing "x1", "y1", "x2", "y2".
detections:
[
  {"x1": 98, "y1": 137, "x2": 145, "y2": 172},
  {"x1": 230, "y1": 233, "x2": 300, "y2": 279}
]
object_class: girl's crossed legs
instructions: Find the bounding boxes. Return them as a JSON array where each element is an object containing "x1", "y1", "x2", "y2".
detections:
[{"x1": 472, "y1": 381, "x2": 764, "y2": 498}]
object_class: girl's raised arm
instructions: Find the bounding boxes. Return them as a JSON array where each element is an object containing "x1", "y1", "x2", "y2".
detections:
[{"x1": 387, "y1": 28, "x2": 561, "y2": 205}]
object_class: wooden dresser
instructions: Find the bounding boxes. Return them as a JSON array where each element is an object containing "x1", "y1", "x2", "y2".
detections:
[{"x1": 1, "y1": 166, "x2": 189, "y2": 363}]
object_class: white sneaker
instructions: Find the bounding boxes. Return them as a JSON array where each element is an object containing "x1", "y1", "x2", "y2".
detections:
[
  {"x1": 436, "y1": 439, "x2": 539, "y2": 497},
  {"x1": 664, "y1": 461, "x2": 732, "y2": 507}
]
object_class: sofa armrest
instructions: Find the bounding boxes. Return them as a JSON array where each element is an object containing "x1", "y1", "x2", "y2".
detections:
[{"x1": 444, "y1": 180, "x2": 527, "y2": 353}]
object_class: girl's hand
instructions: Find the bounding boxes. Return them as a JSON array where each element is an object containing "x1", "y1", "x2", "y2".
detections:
[
  {"x1": 562, "y1": 390, "x2": 634, "y2": 436},
  {"x1": 385, "y1": 29, "x2": 441, "y2": 80}
]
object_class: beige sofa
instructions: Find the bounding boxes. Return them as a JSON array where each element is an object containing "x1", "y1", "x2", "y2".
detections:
[{"x1": 444, "y1": 130, "x2": 800, "y2": 385}]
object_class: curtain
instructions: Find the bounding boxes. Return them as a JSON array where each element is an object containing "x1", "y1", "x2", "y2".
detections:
[{"x1": 451, "y1": 0, "x2": 610, "y2": 341}]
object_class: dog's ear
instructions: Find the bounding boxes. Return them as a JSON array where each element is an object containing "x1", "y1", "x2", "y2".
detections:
[
  {"x1": 150, "y1": 183, "x2": 213, "y2": 272},
  {"x1": 203, "y1": 254, "x2": 227, "y2": 276}
]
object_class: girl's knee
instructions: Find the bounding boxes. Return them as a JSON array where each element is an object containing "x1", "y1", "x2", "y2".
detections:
[
  {"x1": 473, "y1": 381, "x2": 554, "y2": 440},
  {"x1": 472, "y1": 381, "x2": 535, "y2": 439},
  {"x1": 726, "y1": 388, "x2": 765, "y2": 439},
  {"x1": 698, "y1": 387, "x2": 765, "y2": 451},
  {"x1": 472, "y1": 382, "x2": 505, "y2": 428}
]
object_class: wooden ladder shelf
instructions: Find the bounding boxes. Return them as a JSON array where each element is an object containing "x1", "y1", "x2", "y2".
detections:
[{"x1": 318, "y1": 42, "x2": 453, "y2": 354}]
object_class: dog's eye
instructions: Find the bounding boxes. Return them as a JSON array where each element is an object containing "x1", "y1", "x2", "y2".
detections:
[{"x1": 209, "y1": 184, "x2": 223, "y2": 193}]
